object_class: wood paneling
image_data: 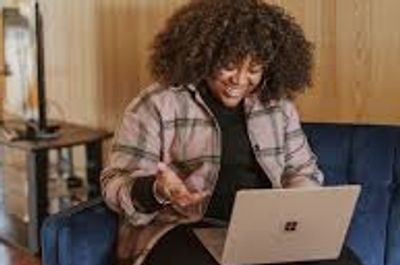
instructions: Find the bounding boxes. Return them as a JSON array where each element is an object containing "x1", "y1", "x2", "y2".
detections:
[
  {"x1": 277, "y1": 0, "x2": 341, "y2": 122},
  {"x1": 38, "y1": 0, "x2": 400, "y2": 127},
  {"x1": 296, "y1": 0, "x2": 400, "y2": 124},
  {"x1": 41, "y1": 0, "x2": 187, "y2": 129},
  {"x1": 0, "y1": 12, "x2": 4, "y2": 120},
  {"x1": 367, "y1": 0, "x2": 400, "y2": 123}
]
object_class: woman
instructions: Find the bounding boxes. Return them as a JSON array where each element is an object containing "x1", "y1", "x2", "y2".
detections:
[{"x1": 100, "y1": 0, "x2": 361, "y2": 264}]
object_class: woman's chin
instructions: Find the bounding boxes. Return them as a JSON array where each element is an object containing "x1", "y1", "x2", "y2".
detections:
[{"x1": 220, "y1": 97, "x2": 242, "y2": 108}]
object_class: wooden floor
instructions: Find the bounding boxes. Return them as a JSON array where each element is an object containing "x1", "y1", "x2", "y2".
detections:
[{"x1": 0, "y1": 238, "x2": 41, "y2": 265}]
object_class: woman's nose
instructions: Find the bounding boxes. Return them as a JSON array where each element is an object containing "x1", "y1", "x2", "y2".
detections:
[{"x1": 230, "y1": 69, "x2": 249, "y2": 85}]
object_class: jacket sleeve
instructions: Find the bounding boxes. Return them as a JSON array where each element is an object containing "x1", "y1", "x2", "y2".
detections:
[
  {"x1": 281, "y1": 101, "x2": 324, "y2": 187},
  {"x1": 100, "y1": 93, "x2": 163, "y2": 226}
]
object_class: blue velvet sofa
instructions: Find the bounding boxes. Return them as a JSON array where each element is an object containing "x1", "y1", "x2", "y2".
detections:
[{"x1": 41, "y1": 123, "x2": 400, "y2": 265}]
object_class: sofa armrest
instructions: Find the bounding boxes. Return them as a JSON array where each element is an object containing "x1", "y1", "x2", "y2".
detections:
[{"x1": 41, "y1": 197, "x2": 118, "y2": 265}]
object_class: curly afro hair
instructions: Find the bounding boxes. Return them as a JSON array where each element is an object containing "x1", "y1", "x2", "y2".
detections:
[{"x1": 149, "y1": 0, "x2": 314, "y2": 101}]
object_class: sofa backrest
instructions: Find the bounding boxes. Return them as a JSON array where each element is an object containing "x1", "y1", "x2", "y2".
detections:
[{"x1": 303, "y1": 123, "x2": 400, "y2": 265}]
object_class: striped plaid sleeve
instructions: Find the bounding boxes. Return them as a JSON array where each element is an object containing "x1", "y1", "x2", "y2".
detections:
[
  {"x1": 281, "y1": 101, "x2": 324, "y2": 186},
  {"x1": 100, "y1": 92, "x2": 162, "y2": 226}
]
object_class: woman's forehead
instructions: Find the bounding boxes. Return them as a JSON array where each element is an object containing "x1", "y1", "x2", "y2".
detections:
[{"x1": 221, "y1": 54, "x2": 263, "y2": 66}]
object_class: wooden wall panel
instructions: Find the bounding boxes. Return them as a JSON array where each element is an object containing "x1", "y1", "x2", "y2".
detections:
[
  {"x1": 276, "y1": 1, "x2": 340, "y2": 122},
  {"x1": 366, "y1": 0, "x2": 400, "y2": 123},
  {"x1": 94, "y1": 0, "x2": 187, "y2": 129},
  {"x1": 0, "y1": 12, "x2": 4, "y2": 119},
  {"x1": 41, "y1": 0, "x2": 187, "y2": 130},
  {"x1": 296, "y1": 0, "x2": 400, "y2": 124},
  {"x1": 333, "y1": 0, "x2": 372, "y2": 123},
  {"x1": 37, "y1": 0, "x2": 400, "y2": 128},
  {"x1": 42, "y1": 0, "x2": 105, "y2": 127}
]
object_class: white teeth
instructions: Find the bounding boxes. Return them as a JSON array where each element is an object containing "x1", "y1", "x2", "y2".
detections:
[{"x1": 226, "y1": 88, "x2": 242, "y2": 97}]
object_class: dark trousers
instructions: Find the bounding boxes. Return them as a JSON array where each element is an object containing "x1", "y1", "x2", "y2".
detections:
[{"x1": 143, "y1": 225, "x2": 362, "y2": 265}]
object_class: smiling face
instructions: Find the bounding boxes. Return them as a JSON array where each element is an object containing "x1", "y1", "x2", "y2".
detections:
[{"x1": 206, "y1": 55, "x2": 264, "y2": 108}]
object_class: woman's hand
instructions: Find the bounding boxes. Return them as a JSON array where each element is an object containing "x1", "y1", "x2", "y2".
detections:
[{"x1": 154, "y1": 162, "x2": 209, "y2": 207}]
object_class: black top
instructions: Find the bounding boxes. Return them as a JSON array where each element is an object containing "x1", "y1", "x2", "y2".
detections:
[{"x1": 199, "y1": 85, "x2": 272, "y2": 221}]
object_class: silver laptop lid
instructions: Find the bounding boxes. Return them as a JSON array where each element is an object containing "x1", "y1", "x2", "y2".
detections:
[{"x1": 222, "y1": 185, "x2": 361, "y2": 264}]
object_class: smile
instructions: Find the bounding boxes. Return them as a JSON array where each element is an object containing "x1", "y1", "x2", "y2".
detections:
[{"x1": 225, "y1": 87, "x2": 244, "y2": 97}]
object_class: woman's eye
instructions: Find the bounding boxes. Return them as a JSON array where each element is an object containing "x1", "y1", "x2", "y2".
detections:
[
  {"x1": 249, "y1": 67, "x2": 263, "y2": 74},
  {"x1": 224, "y1": 63, "x2": 236, "y2": 71}
]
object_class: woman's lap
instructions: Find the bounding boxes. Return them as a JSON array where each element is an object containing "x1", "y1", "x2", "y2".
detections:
[
  {"x1": 143, "y1": 225, "x2": 362, "y2": 265},
  {"x1": 144, "y1": 225, "x2": 219, "y2": 265}
]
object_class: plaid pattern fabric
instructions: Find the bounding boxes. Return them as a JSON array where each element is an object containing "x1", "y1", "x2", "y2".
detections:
[{"x1": 100, "y1": 82, "x2": 324, "y2": 265}]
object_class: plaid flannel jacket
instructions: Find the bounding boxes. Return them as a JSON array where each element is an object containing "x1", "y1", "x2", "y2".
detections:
[{"x1": 100, "y1": 82, "x2": 324, "y2": 265}]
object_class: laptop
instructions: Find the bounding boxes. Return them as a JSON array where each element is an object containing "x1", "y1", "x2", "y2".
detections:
[{"x1": 193, "y1": 185, "x2": 361, "y2": 265}]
